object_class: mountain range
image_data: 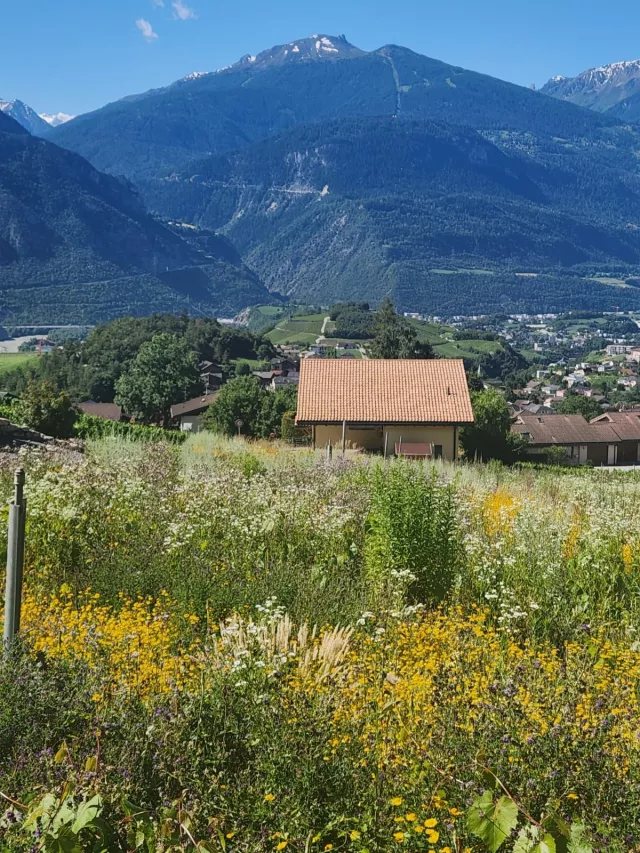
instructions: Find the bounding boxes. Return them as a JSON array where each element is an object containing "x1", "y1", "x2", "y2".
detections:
[
  {"x1": 0, "y1": 99, "x2": 74, "y2": 136},
  {"x1": 0, "y1": 110, "x2": 277, "y2": 324},
  {"x1": 6, "y1": 36, "x2": 640, "y2": 321},
  {"x1": 541, "y1": 60, "x2": 640, "y2": 121}
]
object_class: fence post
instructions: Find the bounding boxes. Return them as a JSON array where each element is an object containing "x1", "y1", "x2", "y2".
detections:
[{"x1": 3, "y1": 469, "x2": 26, "y2": 654}]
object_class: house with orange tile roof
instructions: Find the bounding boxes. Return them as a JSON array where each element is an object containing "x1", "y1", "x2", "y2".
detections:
[{"x1": 295, "y1": 359, "x2": 473, "y2": 459}]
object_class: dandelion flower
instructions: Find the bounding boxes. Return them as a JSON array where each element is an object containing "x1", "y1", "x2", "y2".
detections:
[
  {"x1": 393, "y1": 832, "x2": 405, "y2": 842},
  {"x1": 390, "y1": 796, "x2": 403, "y2": 806},
  {"x1": 264, "y1": 793, "x2": 275, "y2": 802}
]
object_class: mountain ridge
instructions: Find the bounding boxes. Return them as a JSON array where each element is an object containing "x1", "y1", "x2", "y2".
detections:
[
  {"x1": 14, "y1": 36, "x2": 640, "y2": 316},
  {"x1": 49, "y1": 37, "x2": 623, "y2": 183},
  {"x1": 0, "y1": 111, "x2": 279, "y2": 323},
  {"x1": 541, "y1": 59, "x2": 640, "y2": 118}
]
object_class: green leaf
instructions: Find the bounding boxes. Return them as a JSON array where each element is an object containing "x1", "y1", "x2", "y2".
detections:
[
  {"x1": 44, "y1": 827, "x2": 83, "y2": 853},
  {"x1": 514, "y1": 826, "x2": 557, "y2": 853},
  {"x1": 567, "y1": 822, "x2": 593, "y2": 853},
  {"x1": 467, "y1": 791, "x2": 519, "y2": 853},
  {"x1": 71, "y1": 796, "x2": 103, "y2": 834},
  {"x1": 52, "y1": 801, "x2": 76, "y2": 832},
  {"x1": 24, "y1": 793, "x2": 57, "y2": 828}
]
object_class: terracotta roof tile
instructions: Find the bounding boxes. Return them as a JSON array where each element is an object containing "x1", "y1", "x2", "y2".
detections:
[{"x1": 296, "y1": 359, "x2": 473, "y2": 424}]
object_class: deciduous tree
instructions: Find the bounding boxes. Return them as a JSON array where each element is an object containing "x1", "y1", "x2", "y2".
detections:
[{"x1": 115, "y1": 333, "x2": 201, "y2": 424}]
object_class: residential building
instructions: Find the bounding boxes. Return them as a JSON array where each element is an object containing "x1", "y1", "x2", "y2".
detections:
[
  {"x1": 77, "y1": 401, "x2": 123, "y2": 422},
  {"x1": 296, "y1": 359, "x2": 473, "y2": 459},
  {"x1": 170, "y1": 393, "x2": 219, "y2": 432},
  {"x1": 606, "y1": 344, "x2": 632, "y2": 356},
  {"x1": 512, "y1": 413, "x2": 637, "y2": 466},
  {"x1": 271, "y1": 372, "x2": 300, "y2": 390},
  {"x1": 199, "y1": 361, "x2": 224, "y2": 393},
  {"x1": 590, "y1": 411, "x2": 640, "y2": 463}
]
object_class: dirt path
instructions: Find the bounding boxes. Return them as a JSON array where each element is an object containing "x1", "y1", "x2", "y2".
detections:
[{"x1": 316, "y1": 315, "x2": 331, "y2": 344}]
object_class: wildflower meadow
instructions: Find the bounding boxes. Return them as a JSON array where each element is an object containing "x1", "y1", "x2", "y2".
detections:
[{"x1": 1, "y1": 435, "x2": 640, "y2": 852}]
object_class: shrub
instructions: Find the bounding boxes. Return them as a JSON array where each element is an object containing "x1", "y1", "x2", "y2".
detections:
[
  {"x1": 14, "y1": 380, "x2": 77, "y2": 437},
  {"x1": 364, "y1": 462, "x2": 461, "y2": 604}
]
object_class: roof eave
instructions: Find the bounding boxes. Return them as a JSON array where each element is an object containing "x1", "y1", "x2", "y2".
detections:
[{"x1": 296, "y1": 418, "x2": 474, "y2": 426}]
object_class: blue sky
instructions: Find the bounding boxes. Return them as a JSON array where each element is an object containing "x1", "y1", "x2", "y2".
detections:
[{"x1": 2, "y1": 0, "x2": 640, "y2": 116}]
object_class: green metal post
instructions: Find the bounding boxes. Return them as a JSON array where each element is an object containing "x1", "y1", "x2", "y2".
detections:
[{"x1": 3, "y1": 469, "x2": 26, "y2": 653}]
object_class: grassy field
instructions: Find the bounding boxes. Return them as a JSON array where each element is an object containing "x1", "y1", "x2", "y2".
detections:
[
  {"x1": 232, "y1": 357, "x2": 271, "y2": 370},
  {"x1": 434, "y1": 338, "x2": 503, "y2": 359},
  {"x1": 2, "y1": 438, "x2": 640, "y2": 850},
  {"x1": 406, "y1": 318, "x2": 456, "y2": 344},
  {"x1": 0, "y1": 352, "x2": 38, "y2": 375},
  {"x1": 266, "y1": 313, "x2": 326, "y2": 345}
]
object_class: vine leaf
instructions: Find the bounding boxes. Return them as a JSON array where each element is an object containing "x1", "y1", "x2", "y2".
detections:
[
  {"x1": 513, "y1": 824, "x2": 557, "y2": 853},
  {"x1": 467, "y1": 791, "x2": 519, "y2": 852},
  {"x1": 567, "y1": 822, "x2": 593, "y2": 853}
]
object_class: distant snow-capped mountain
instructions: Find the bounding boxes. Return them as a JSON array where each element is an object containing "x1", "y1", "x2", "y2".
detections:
[
  {"x1": 0, "y1": 99, "x2": 50, "y2": 135},
  {"x1": 0, "y1": 99, "x2": 74, "y2": 135},
  {"x1": 171, "y1": 34, "x2": 363, "y2": 86},
  {"x1": 232, "y1": 34, "x2": 363, "y2": 71},
  {"x1": 541, "y1": 59, "x2": 640, "y2": 115},
  {"x1": 40, "y1": 112, "x2": 75, "y2": 127}
]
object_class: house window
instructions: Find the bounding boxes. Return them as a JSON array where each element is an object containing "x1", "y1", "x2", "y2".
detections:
[{"x1": 434, "y1": 445, "x2": 443, "y2": 459}]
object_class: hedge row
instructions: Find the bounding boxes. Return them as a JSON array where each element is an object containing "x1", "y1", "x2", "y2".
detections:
[{"x1": 74, "y1": 414, "x2": 187, "y2": 444}]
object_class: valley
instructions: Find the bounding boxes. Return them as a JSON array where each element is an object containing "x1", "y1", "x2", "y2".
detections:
[{"x1": 7, "y1": 34, "x2": 640, "y2": 321}]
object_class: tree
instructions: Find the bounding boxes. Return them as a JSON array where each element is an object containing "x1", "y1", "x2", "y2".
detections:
[
  {"x1": 460, "y1": 388, "x2": 525, "y2": 463},
  {"x1": 257, "y1": 386, "x2": 298, "y2": 438},
  {"x1": 281, "y1": 410, "x2": 309, "y2": 443},
  {"x1": 203, "y1": 376, "x2": 266, "y2": 437},
  {"x1": 369, "y1": 298, "x2": 434, "y2": 359},
  {"x1": 115, "y1": 333, "x2": 201, "y2": 425},
  {"x1": 15, "y1": 380, "x2": 77, "y2": 438},
  {"x1": 557, "y1": 393, "x2": 602, "y2": 422}
]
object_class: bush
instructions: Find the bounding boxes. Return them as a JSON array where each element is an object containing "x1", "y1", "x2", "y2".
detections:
[
  {"x1": 364, "y1": 462, "x2": 460, "y2": 605},
  {"x1": 14, "y1": 380, "x2": 77, "y2": 438},
  {"x1": 281, "y1": 410, "x2": 309, "y2": 443}
]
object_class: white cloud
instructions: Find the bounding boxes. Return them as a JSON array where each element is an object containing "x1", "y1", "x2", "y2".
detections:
[
  {"x1": 151, "y1": 0, "x2": 165, "y2": 6},
  {"x1": 172, "y1": 0, "x2": 197, "y2": 20},
  {"x1": 136, "y1": 18, "x2": 159, "y2": 41}
]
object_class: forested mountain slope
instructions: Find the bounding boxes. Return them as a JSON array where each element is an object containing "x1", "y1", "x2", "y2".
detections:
[
  {"x1": 0, "y1": 112, "x2": 278, "y2": 324},
  {"x1": 49, "y1": 38, "x2": 623, "y2": 184},
  {"x1": 24, "y1": 38, "x2": 640, "y2": 314},
  {"x1": 141, "y1": 117, "x2": 640, "y2": 312}
]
